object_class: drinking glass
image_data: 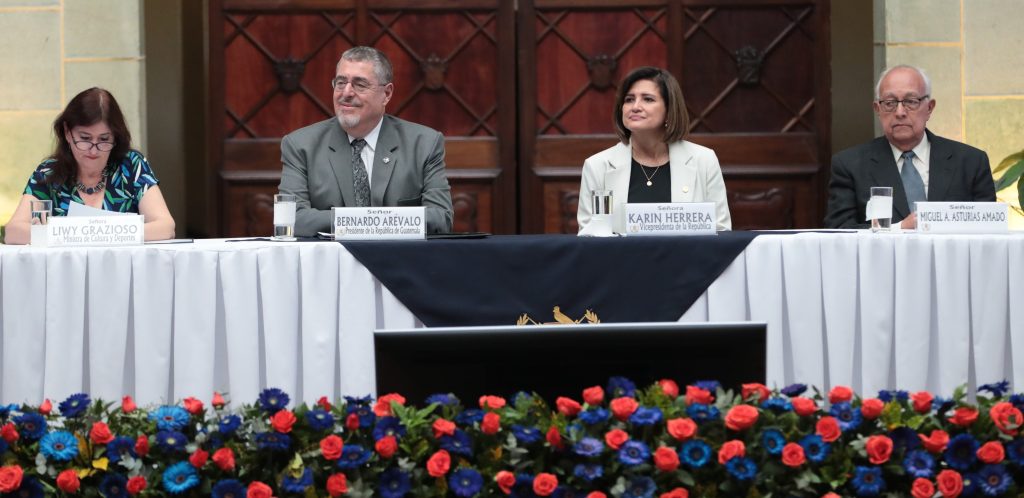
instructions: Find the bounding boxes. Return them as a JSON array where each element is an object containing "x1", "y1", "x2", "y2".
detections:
[
  {"x1": 869, "y1": 186, "x2": 893, "y2": 233},
  {"x1": 272, "y1": 194, "x2": 297, "y2": 241},
  {"x1": 30, "y1": 199, "x2": 52, "y2": 246},
  {"x1": 589, "y1": 189, "x2": 614, "y2": 236}
]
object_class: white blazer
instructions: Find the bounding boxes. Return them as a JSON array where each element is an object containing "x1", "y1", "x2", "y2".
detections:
[{"x1": 577, "y1": 140, "x2": 732, "y2": 232}]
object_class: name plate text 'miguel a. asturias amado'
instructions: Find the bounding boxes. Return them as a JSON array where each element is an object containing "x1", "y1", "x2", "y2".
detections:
[
  {"x1": 624, "y1": 202, "x2": 716, "y2": 236},
  {"x1": 915, "y1": 202, "x2": 1008, "y2": 234},
  {"x1": 333, "y1": 206, "x2": 425, "y2": 240},
  {"x1": 45, "y1": 215, "x2": 145, "y2": 247}
]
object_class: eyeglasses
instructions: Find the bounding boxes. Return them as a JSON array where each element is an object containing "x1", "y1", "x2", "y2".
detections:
[
  {"x1": 72, "y1": 139, "x2": 114, "y2": 152},
  {"x1": 331, "y1": 76, "x2": 379, "y2": 94},
  {"x1": 877, "y1": 95, "x2": 930, "y2": 112}
]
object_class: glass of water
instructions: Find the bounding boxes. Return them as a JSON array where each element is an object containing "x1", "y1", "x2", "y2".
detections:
[
  {"x1": 30, "y1": 199, "x2": 52, "y2": 246},
  {"x1": 589, "y1": 189, "x2": 614, "y2": 236},
  {"x1": 869, "y1": 186, "x2": 893, "y2": 233},
  {"x1": 272, "y1": 194, "x2": 297, "y2": 241}
]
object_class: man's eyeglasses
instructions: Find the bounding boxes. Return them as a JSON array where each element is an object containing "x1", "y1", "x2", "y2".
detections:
[
  {"x1": 72, "y1": 139, "x2": 114, "y2": 152},
  {"x1": 331, "y1": 77, "x2": 379, "y2": 94},
  {"x1": 877, "y1": 95, "x2": 929, "y2": 112}
]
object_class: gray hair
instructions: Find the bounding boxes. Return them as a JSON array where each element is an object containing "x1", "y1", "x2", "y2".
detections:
[
  {"x1": 874, "y1": 64, "x2": 932, "y2": 100},
  {"x1": 339, "y1": 46, "x2": 393, "y2": 85}
]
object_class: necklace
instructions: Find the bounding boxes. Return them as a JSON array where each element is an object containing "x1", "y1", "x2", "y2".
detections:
[
  {"x1": 75, "y1": 175, "x2": 107, "y2": 195},
  {"x1": 637, "y1": 163, "x2": 661, "y2": 186}
]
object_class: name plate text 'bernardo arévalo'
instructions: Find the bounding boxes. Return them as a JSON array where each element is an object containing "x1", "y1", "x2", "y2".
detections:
[
  {"x1": 46, "y1": 215, "x2": 144, "y2": 247},
  {"x1": 333, "y1": 206, "x2": 425, "y2": 240},
  {"x1": 916, "y1": 202, "x2": 1008, "y2": 234},
  {"x1": 625, "y1": 202, "x2": 716, "y2": 236}
]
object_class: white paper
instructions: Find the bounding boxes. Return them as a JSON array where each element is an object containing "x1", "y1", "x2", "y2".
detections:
[
  {"x1": 865, "y1": 196, "x2": 892, "y2": 221},
  {"x1": 68, "y1": 201, "x2": 129, "y2": 217}
]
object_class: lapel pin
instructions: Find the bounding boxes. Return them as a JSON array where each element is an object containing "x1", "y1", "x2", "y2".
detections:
[
  {"x1": 383, "y1": 157, "x2": 391, "y2": 164},
  {"x1": 682, "y1": 186, "x2": 690, "y2": 193}
]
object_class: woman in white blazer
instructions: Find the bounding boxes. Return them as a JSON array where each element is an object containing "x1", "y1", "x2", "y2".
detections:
[{"x1": 577, "y1": 66, "x2": 731, "y2": 233}]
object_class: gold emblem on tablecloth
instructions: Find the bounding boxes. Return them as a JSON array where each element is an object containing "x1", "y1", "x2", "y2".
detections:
[{"x1": 516, "y1": 306, "x2": 600, "y2": 325}]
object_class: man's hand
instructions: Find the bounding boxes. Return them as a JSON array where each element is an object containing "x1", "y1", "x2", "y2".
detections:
[{"x1": 899, "y1": 211, "x2": 917, "y2": 229}]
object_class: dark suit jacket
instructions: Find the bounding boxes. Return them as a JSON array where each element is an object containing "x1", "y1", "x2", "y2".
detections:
[
  {"x1": 279, "y1": 115, "x2": 454, "y2": 236},
  {"x1": 824, "y1": 130, "x2": 996, "y2": 229}
]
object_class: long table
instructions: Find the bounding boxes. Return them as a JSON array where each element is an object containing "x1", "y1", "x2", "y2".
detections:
[{"x1": 2, "y1": 232, "x2": 1022, "y2": 406}]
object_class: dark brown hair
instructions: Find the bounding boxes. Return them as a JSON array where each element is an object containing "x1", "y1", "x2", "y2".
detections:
[
  {"x1": 47, "y1": 87, "x2": 132, "y2": 186},
  {"x1": 613, "y1": 66, "x2": 689, "y2": 144}
]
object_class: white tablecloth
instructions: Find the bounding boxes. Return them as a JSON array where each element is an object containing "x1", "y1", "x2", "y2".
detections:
[{"x1": 2, "y1": 232, "x2": 1022, "y2": 406}]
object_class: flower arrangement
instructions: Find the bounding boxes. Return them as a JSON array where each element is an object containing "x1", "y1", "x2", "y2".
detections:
[{"x1": 0, "y1": 378, "x2": 1022, "y2": 497}]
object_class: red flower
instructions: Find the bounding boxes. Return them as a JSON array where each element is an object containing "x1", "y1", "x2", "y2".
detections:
[
  {"x1": 717, "y1": 440, "x2": 746, "y2": 464},
  {"x1": 653, "y1": 446, "x2": 680, "y2": 472},
  {"x1": 948, "y1": 407, "x2": 979, "y2": 427},
  {"x1": 317, "y1": 396, "x2": 333, "y2": 411},
  {"x1": 911, "y1": 478, "x2": 935, "y2": 498},
  {"x1": 495, "y1": 471, "x2": 515, "y2": 495},
  {"x1": 189, "y1": 447, "x2": 209, "y2": 468},
  {"x1": 182, "y1": 396, "x2": 204, "y2": 414},
  {"x1": 533, "y1": 473, "x2": 558, "y2": 497},
  {"x1": 660, "y1": 489, "x2": 688, "y2": 498},
  {"x1": 910, "y1": 391, "x2": 934, "y2": 413},
  {"x1": 90, "y1": 421, "x2": 114, "y2": 445},
  {"x1": 936, "y1": 469, "x2": 963, "y2": 497},
  {"x1": 126, "y1": 476, "x2": 147, "y2": 496},
  {"x1": 866, "y1": 435, "x2": 893, "y2": 464},
  {"x1": 56, "y1": 469, "x2": 80, "y2": 493},
  {"x1": 604, "y1": 429, "x2": 629, "y2": 450},
  {"x1": 326, "y1": 473, "x2": 348, "y2": 497},
  {"x1": 791, "y1": 397, "x2": 817, "y2": 416},
  {"x1": 247, "y1": 481, "x2": 273, "y2": 498},
  {"x1": 658, "y1": 379, "x2": 680, "y2": 398},
  {"x1": 479, "y1": 395, "x2": 506, "y2": 410},
  {"x1": 376, "y1": 435, "x2": 398, "y2": 458},
  {"x1": 345, "y1": 413, "x2": 360, "y2": 430},
  {"x1": 828, "y1": 385, "x2": 853, "y2": 403},
  {"x1": 976, "y1": 441, "x2": 1005, "y2": 464},
  {"x1": 212, "y1": 391, "x2": 226, "y2": 408},
  {"x1": 990, "y1": 402, "x2": 1023, "y2": 435},
  {"x1": 685, "y1": 385, "x2": 713, "y2": 405},
  {"x1": 320, "y1": 435, "x2": 344, "y2": 460},
  {"x1": 742, "y1": 383, "x2": 771, "y2": 403},
  {"x1": 121, "y1": 395, "x2": 137, "y2": 413},
  {"x1": 822, "y1": 494, "x2": 841, "y2": 498},
  {"x1": 432, "y1": 418, "x2": 456, "y2": 438},
  {"x1": 815, "y1": 416, "x2": 841, "y2": 443},
  {"x1": 920, "y1": 429, "x2": 950, "y2": 453},
  {"x1": 546, "y1": 426, "x2": 564, "y2": 450},
  {"x1": 271, "y1": 409, "x2": 297, "y2": 433},
  {"x1": 374, "y1": 393, "x2": 407, "y2": 417},
  {"x1": 0, "y1": 466, "x2": 24, "y2": 494},
  {"x1": 724, "y1": 405, "x2": 758, "y2": 431},
  {"x1": 666, "y1": 418, "x2": 697, "y2": 441},
  {"x1": 481, "y1": 412, "x2": 501, "y2": 435},
  {"x1": 582, "y1": 386, "x2": 604, "y2": 405},
  {"x1": 781, "y1": 442, "x2": 806, "y2": 467},
  {"x1": 0, "y1": 423, "x2": 18, "y2": 443},
  {"x1": 135, "y1": 435, "x2": 150, "y2": 457},
  {"x1": 556, "y1": 397, "x2": 582, "y2": 417},
  {"x1": 427, "y1": 449, "x2": 451, "y2": 477},
  {"x1": 587, "y1": 493, "x2": 607, "y2": 498},
  {"x1": 860, "y1": 398, "x2": 884, "y2": 419},
  {"x1": 610, "y1": 397, "x2": 639, "y2": 421},
  {"x1": 212, "y1": 447, "x2": 236, "y2": 471},
  {"x1": 39, "y1": 399, "x2": 52, "y2": 415}
]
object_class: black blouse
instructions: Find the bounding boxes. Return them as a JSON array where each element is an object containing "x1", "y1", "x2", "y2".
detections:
[{"x1": 627, "y1": 158, "x2": 671, "y2": 203}]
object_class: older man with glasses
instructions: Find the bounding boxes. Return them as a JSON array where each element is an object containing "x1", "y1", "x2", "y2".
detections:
[
  {"x1": 278, "y1": 46, "x2": 454, "y2": 236},
  {"x1": 824, "y1": 64, "x2": 995, "y2": 229}
]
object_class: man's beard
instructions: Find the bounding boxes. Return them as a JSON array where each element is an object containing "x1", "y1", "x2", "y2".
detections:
[{"x1": 337, "y1": 112, "x2": 360, "y2": 130}]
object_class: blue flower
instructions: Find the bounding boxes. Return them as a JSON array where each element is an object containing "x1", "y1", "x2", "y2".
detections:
[
  {"x1": 761, "y1": 428, "x2": 785, "y2": 456},
  {"x1": 0, "y1": 438, "x2": 7, "y2": 455},
  {"x1": 212, "y1": 479, "x2": 247, "y2": 498},
  {"x1": 686, "y1": 403, "x2": 721, "y2": 423},
  {"x1": 618, "y1": 440, "x2": 650, "y2": 466},
  {"x1": 621, "y1": 476, "x2": 656, "y2": 498},
  {"x1": 932, "y1": 396, "x2": 955, "y2": 416},
  {"x1": 156, "y1": 430, "x2": 188, "y2": 453},
  {"x1": 573, "y1": 437, "x2": 604, "y2": 458},
  {"x1": 281, "y1": 468, "x2": 314, "y2": 493},
  {"x1": 780, "y1": 383, "x2": 807, "y2": 397},
  {"x1": 100, "y1": 474, "x2": 130, "y2": 498},
  {"x1": 693, "y1": 380, "x2": 721, "y2": 393},
  {"x1": 579, "y1": 408, "x2": 609, "y2": 425},
  {"x1": 255, "y1": 431, "x2": 291, "y2": 451},
  {"x1": 378, "y1": 467, "x2": 411, "y2": 498},
  {"x1": 679, "y1": 439, "x2": 712, "y2": 468},
  {"x1": 889, "y1": 427, "x2": 921, "y2": 452},
  {"x1": 58, "y1": 392, "x2": 91, "y2": 418},
  {"x1": 945, "y1": 433, "x2": 980, "y2": 471},
  {"x1": 1006, "y1": 438, "x2": 1024, "y2": 466},
  {"x1": 850, "y1": 466, "x2": 885, "y2": 496},
  {"x1": 1010, "y1": 393, "x2": 1024, "y2": 411},
  {"x1": 454, "y1": 408, "x2": 482, "y2": 426},
  {"x1": 725, "y1": 457, "x2": 757, "y2": 481},
  {"x1": 829, "y1": 402, "x2": 862, "y2": 432},
  {"x1": 218, "y1": 414, "x2": 242, "y2": 435},
  {"x1": 629, "y1": 407, "x2": 663, "y2": 426},
  {"x1": 258, "y1": 387, "x2": 290, "y2": 414},
  {"x1": 11, "y1": 476, "x2": 44, "y2": 498},
  {"x1": 449, "y1": 468, "x2": 483, "y2": 497},
  {"x1": 979, "y1": 380, "x2": 1010, "y2": 398},
  {"x1": 799, "y1": 434, "x2": 830, "y2": 463},
  {"x1": 761, "y1": 398, "x2": 792, "y2": 413},
  {"x1": 40, "y1": 430, "x2": 79, "y2": 462},
  {"x1": 150, "y1": 406, "x2": 191, "y2": 431},
  {"x1": 440, "y1": 429, "x2": 474, "y2": 457},
  {"x1": 607, "y1": 376, "x2": 637, "y2": 398},
  {"x1": 512, "y1": 424, "x2": 543, "y2": 445},
  {"x1": 305, "y1": 409, "x2": 335, "y2": 431},
  {"x1": 977, "y1": 464, "x2": 1012, "y2": 496},
  {"x1": 573, "y1": 463, "x2": 603, "y2": 482},
  {"x1": 373, "y1": 416, "x2": 408, "y2": 441},
  {"x1": 337, "y1": 444, "x2": 372, "y2": 469},
  {"x1": 0, "y1": 403, "x2": 16, "y2": 420},
  {"x1": 903, "y1": 449, "x2": 935, "y2": 478},
  {"x1": 14, "y1": 412, "x2": 47, "y2": 441},
  {"x1": 344, "y1": 394, "x2": 373, "y2": 405},
  {"x1": 877, "y1": 390, "x2": 908, "y2": 403},
  {"x1": 425, "y1": 393, "x2": 459, "y2": 406},
  {"x1": 962, "y1": 472, "x2": 981, "y2": 497},
  {"x1": 106, "y1": 436, "x2": 137, "y2": 463},
  {"x1": 162, "y1": 461, "x2": 200, "y2": 494}
]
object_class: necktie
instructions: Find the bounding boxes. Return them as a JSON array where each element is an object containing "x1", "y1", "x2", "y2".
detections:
[
  {"x1": 351, "y1": 138, "x2": 370, "y2": 207},
  {"x1": 900, "y1": 150, "x2": 925, "y2": 211}
]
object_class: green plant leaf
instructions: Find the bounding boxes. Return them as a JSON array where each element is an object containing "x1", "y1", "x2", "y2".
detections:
[
  {"x1": 994, "y1": 158, "x2": 1024, "y2": 192},
  {"x1": 1019, "y1": 171, "x2": 1024, "y2": 205}
]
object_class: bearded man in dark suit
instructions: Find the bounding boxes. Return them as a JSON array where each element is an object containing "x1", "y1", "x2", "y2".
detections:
[{"x1": 824, "y1": 65, "x2": 995, "y2": 229}]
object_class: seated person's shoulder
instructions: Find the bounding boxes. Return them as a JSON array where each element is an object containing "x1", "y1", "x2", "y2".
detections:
[
  {"x1": 584, "y1": 141, "x2": 627, "y2": 164},
  {"x1": 283, "y1": 118, "x2": 337, "y2": 142},
  {"x1": 832, "y1": 137, "x2": 885, "y2": 165}
]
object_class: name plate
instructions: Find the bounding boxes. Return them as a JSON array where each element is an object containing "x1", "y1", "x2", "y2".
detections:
[
  {"x1": 333, "y1": 206, "x2": 426, "y2": 240},
  {"x1": 625, "y1": 202, "x2": 716, "y2": 236},
  {"x1": 916, "y1": 202, "x2": 1009, "y2": 234},
  {"x1": 46, "y1": 215, "x2": 144, "y2": 247}
]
